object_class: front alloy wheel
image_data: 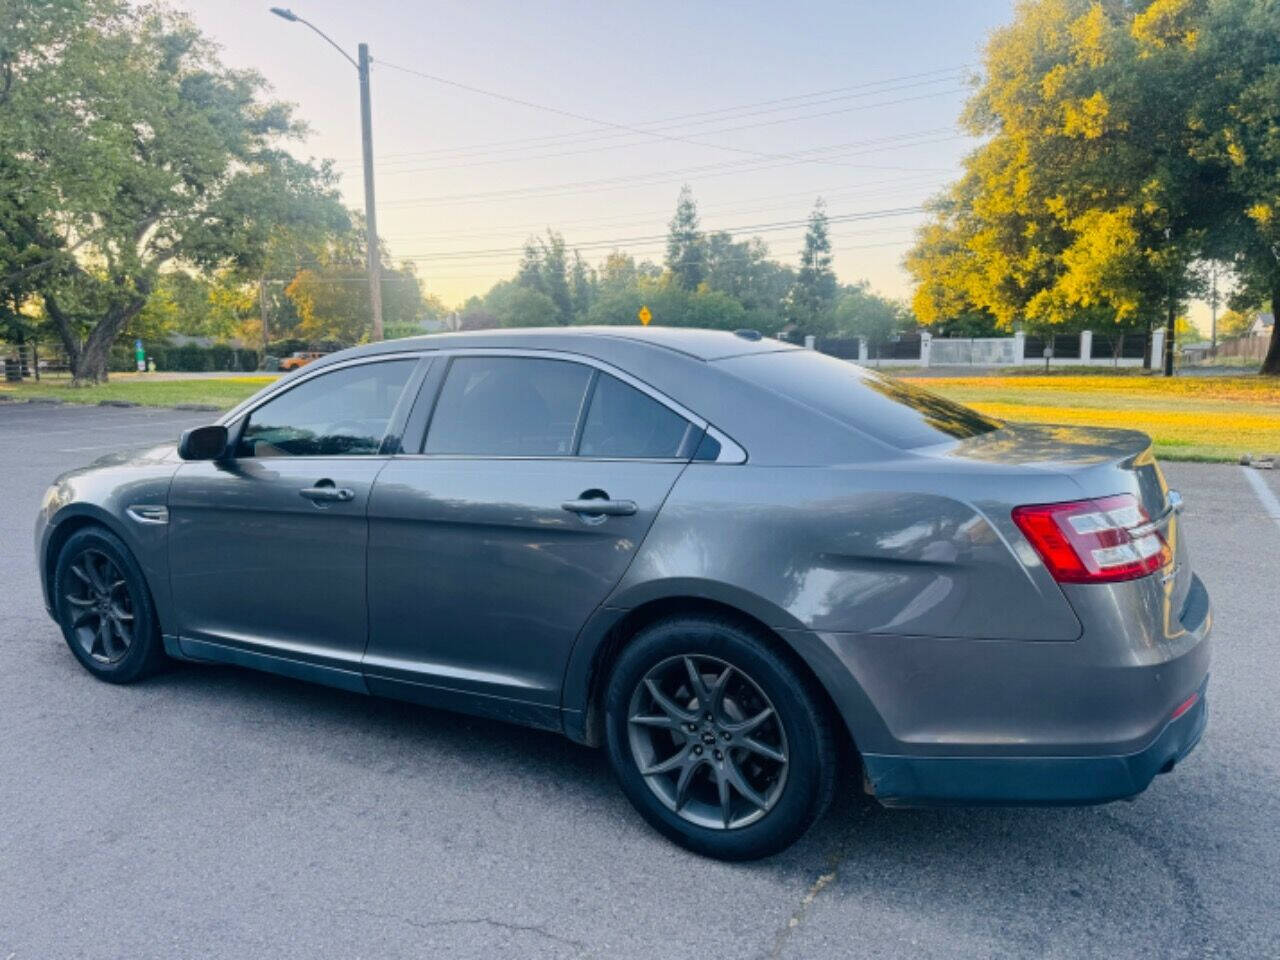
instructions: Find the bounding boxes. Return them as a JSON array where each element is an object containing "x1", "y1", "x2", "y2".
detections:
[
  {"x1": 62, "y1": 548, "x2": 135, "y2": 663},
  {"x1": 53, "y1": 526, "x2": 165, "y2": 683}
]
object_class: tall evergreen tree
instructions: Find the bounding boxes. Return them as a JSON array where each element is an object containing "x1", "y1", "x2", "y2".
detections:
[
  {"x1": 569, "y1": 251, "x2": 596, "y2": 322},
  {"x1": 665, "y1": 185, "x2": 706, "y2": 290},
  {"x1": 789, "y1": 199, "x2": 837, "y2": 331},
  {"x1": 516, "y1": 239, "x2": 544, "y2": 293},
  {"x1": 538, "y1": 230, "x2": 573, "y2": 324}
]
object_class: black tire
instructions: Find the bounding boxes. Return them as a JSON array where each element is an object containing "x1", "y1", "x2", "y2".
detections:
[
  {"x1": 52, "y1": 525, "x2": 166, "y2": 684},
  {"x1": 604, "y1": 615, "x2": 837, "y2": 860}
]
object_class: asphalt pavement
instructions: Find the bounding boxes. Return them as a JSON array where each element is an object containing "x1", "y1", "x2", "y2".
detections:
[{"x1": 1, "y1": 402, "x2": 1278, "y2": 960}]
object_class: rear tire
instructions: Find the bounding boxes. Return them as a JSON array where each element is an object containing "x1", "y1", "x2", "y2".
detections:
[
  {"x1": 604, "y1": 615, "x2": 837, "y2": 860},
  {"x1": 52, "y1": 525, "x2": 166, "y2": 684}
]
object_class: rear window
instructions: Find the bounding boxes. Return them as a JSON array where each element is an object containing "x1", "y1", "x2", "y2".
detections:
[{"x1": 721, "y1": 350, "x2": 999, "y2": 449}]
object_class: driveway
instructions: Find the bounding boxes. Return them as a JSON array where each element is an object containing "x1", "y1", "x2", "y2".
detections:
[{"x1": 1, "y1": 404, "x2": 1278, "y2": 959}]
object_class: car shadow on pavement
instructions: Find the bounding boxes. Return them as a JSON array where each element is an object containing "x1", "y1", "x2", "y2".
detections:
[{"x1": 124, "y1": 653, "x2": 1229, "y2": 957}]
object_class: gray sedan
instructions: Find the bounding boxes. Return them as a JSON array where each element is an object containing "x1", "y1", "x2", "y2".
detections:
[{"x1": 34, "y1": 327, "x2": 1210, "y2": 860}]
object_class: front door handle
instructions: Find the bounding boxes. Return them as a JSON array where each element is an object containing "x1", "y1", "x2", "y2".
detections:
[
  {"x1": 300, "y1": 484, "x2": 355, "y2": 503},
  {"x1": 561, "y1": 498, "x2": 637, "y2": 517}
]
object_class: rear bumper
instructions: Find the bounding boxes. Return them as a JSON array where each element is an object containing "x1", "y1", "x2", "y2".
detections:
[
  {"x1": 861, "y1": 675, "x2": 1208, "y2": 806},
  {"x1": 811, "y1": 572, "x2": 1212, "y2": 807}
]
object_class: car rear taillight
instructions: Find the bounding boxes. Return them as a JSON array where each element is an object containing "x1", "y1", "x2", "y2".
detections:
[{"x1": 1011, "y1": 493, "x2": 1171, "y2": 584}]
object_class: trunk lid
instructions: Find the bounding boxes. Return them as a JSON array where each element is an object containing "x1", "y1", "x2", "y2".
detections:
[{"x1": 942, "y1": 422, "x2": 1190, "y2": 613}]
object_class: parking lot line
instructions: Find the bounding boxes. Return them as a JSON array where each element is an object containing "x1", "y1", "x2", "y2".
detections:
[{"x1": 1240, "y1": 466, "x2": 1280, "y2": 532}]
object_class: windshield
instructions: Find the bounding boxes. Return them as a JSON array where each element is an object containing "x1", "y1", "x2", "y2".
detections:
[{"x1": 720, "y1": 349, "x2": 1000, "y2": 449}]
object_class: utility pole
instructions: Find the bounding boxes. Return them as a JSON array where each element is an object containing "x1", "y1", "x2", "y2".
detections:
[
  {"x1": 1209, "y1": 267, "x2": 1219, "y2": 357},
  {"x1": 259, "y1": 276, "x2": 270, "y2": 367},
  {"x1": 358, "y1": 43, "x2": 383, "y2": 342},
  {"x1": 271, "y1": 8, "x2": 383, "y2": 341},
  {"x1": 1163, "y1": 227, "x2": 1176, "y2": 377}
]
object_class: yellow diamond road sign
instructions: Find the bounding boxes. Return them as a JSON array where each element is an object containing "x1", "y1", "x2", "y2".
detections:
[{"x1": 638, "y1": 305, "x2": 652, "y2": 326}]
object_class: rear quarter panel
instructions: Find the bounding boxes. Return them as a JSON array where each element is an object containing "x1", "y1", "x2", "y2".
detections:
[{"x1": 612, "y1": 460, "x2": 1082, "y2": 641}]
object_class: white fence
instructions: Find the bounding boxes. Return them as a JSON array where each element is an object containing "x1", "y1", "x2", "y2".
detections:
[{"x1": 810, "y1": 329, "x2": 1157, "y2": 368}]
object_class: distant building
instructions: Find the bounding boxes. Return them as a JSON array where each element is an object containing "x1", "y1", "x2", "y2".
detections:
[{"x1": 1249, "y1": 312, "x2": 1275, "y2": 336}]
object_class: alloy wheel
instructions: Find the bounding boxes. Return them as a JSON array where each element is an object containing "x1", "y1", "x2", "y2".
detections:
[
  {"x1": 62, "y1": 548, "x2": 135, "y2": 664},
  {"x1": 626, "y1": 654, "x2": 789, "y2": 830}
]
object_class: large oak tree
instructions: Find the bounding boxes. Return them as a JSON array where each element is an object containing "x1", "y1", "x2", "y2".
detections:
[{"x1": 1, "y1": 0, "x2": 344, "y2": 381}]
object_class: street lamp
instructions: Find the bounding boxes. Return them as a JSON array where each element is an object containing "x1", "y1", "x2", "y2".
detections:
[{"x1": 270, "y1": 7, "x2": 384, "y2": 341}]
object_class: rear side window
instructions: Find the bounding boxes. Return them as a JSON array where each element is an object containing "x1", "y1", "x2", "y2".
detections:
[
  {"x1": 579, "y1": 373, "x2": 691, "y2": 459},
  {"x1": 721, "y1": 350, "x2": 999, "y2": 449},
  {"x1": 425, "y1": 356, "x2": 592, "y2": 456}
]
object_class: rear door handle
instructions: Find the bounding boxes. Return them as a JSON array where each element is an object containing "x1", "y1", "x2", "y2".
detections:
[
  {"x1": 561, "y1": 498, "x2": 637, "y2": 517},
  {"x1": 300, "y1": 485, "x2": 355, "y2": 503}
]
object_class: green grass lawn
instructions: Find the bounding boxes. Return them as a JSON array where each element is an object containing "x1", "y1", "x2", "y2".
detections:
[
  {"x1": 911, "y1": 374, "x2": 1280, "y2": 462},
  {"x1": 0, "y1": 374, "x2": 277, "y2": 410}
]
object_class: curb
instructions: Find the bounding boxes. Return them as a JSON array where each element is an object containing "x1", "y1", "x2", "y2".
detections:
[{"x1": 98, "y1": 400, "x2": 139, "y2": 408}]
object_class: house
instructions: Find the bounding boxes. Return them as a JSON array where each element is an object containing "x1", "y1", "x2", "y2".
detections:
[{"x1": 1249, "y1": 312, "x2": 1275, "y2": 336}]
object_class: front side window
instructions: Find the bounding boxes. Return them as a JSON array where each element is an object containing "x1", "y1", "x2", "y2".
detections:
[
  {"x1": 425, "y1": 356, "x2": 593, "y2": 456},
  {"x1": 578, "y1": 372, "x2": 691, "y2": 459},
  {"x1": 237, "y1": 359, "x2": 416, "y2": 457}
]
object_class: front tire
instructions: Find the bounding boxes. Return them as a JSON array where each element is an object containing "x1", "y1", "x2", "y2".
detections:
[
  {"x1": 604, "y1": 616, "x2": 837, "y2": 860},
  {"x1": 52, "y1": 525, "x2": 166, "y2": 684}
]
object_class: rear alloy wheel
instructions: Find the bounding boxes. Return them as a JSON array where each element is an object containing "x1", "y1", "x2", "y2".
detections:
[
  {"x1": 54, "y1": 526, "x2": 166, "y2": 683},
  {"x1": 627, "y1": 654, "x2": 789, "y2": 830},
  {"x1": 605, "y1": 616, "x2": 837, "y2": 860}
]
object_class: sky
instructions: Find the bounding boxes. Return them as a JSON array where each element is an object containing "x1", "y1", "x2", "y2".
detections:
[{"x1": 180, "y1": 0, "x2": 1019, "y2": 310}]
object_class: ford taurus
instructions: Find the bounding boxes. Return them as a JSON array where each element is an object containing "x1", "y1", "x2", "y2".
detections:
[{"x1": 35, "y1": 327, "x2": 1210, "y2": 860}]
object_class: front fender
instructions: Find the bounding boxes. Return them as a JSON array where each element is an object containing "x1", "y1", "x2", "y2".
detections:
[{"x1": 36, "y1": 463, "x2": 178, "y2": 628}]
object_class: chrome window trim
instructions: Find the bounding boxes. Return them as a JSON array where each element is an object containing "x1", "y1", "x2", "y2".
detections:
[
  {"x1": 424, "y1": 347, "x2": 708, "y2": 431},
  {"x1": 218, "y1": 352, "x2": 430, "y2": 459},
  {"x1": 217, "y1": 351, "x2": 435, "y2": 427},
  {"x1": 704, "y1": 426, "x2": 748, "y2": 464}
]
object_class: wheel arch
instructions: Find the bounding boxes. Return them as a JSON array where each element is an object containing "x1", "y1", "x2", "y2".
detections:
[
  {"x1": 43, "y1": 506, "x2": 164, "y2": 630},
  {"x1": 561, "y1": 581, "x2": 881, "y2": 762}
]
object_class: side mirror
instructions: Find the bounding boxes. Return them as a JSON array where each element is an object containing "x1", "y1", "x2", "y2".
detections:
[{"x1": 178, "y1": 424, "x2": 229, "y2": 461}]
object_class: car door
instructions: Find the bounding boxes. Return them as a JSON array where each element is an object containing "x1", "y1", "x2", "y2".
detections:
[
  {"x1": 365, "y1": 352, "x2": 700, "y2": 725},
  {"x1": 167, "y1": 356, "x2": 424, "y2": 688}
]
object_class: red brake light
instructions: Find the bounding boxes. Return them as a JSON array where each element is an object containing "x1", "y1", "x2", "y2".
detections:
[{"x1": 1011, "y1": 494, "x2": 1171, "y2": 584}]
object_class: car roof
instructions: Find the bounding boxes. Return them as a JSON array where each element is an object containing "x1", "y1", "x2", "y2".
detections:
[{"x1": 335, "y1": 326, "x2": 799, "y2": 363}]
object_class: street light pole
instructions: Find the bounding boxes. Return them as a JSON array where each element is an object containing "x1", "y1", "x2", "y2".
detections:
[{"x1": 270, "y1": 8, "x2": 383, "y2": 341}]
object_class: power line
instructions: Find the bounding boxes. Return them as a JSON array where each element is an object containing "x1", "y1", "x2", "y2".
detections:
[
  {"x1": 380, "y1": 174, "x2": 949, "y2": 245},
  {"x1": 329, "y1": 63, "x2": 973, "y2": 164},
  {"x1": 376, "y1": 138, "x2": 960, "y2": 208},
  {"x1": 385, "y1": 206, "x2": 923, "y2": 262},
  {"x1": 373, "y1": 57, "x2": 961, "y2": 175},
  {"x1": 335, "y1": 77, "x2": 968, "y2": 171},
  {"x1": 358, "y1": 114, "x2": 965, "y2": 177}
]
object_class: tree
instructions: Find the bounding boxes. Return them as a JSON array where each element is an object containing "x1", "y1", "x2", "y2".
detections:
[
  {"x1": 1217, "y1": 306, "x2": 1259, "y2": 339},
  {"x1": 1190, "y1": 0, "x2": 1280, "y2": 372},
  {"x1": 286, "y1": 258, "x2": 423, "y2": 344},
  {"x1": 514, "y1": 229, "x2": 575, "y2": 323},
  {"x1": 905, "y1": 0, "x2": 1212, "y2": 370},
  {"x1": 788, "y1": 199, "x2": 837, "y2": 332},
  {"x1": 482, "y1": 281, "x2": 560, "y2": 328},
  {"x1": 569, "y1": 251, "x2": 596, "y2": 322},
  {"x1": 906, "y1": 0, "x2": 1280, "y2": 372},
  {"x1": 0, "y1": 1, "x2": 344, "y2": 381},
  {"x1": 665, "y1": 184, "x2": 706, "y2": 290},
  {"x1": 831, "y1": 282, "x2": 905, "y2": 346}
]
